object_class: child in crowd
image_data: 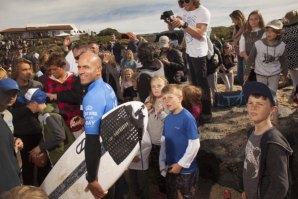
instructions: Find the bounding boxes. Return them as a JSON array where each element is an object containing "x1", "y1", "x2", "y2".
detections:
[
  {"x1": 22, "y1": 88, "x2": 75, "y2": 166},
  {"x1": 245, "y1": 19, "x2": 287, "y2": 126},
  {"x1": 121, "y1": 68, "x2": 134, "y2": 94},
  {"x1": 159, "y1": 84, "x2": 200, "y2": 199},
  {"x1": 240, "y1": 10, "x2": 265, "y2": 81},
  {"x1": 123, "y1": 72, "x2": 139, "y2": 102},
  {"x1": 242, "y1": 81, "x2": 292, "y2": 199},
  {"x1": 121, "y1": 49, "x2": 137, "y2": 71},
  {"x1": 245, "y1": 19, "x2": 287, "y2": 90},
  {"x1": 182, "y1": 85, "x2": 203, "y2": 126},
  {"x1": 146, "y1": 75, "x2": 168, "y2": 197},
  {"x1": 218, "y1": 42, "x2": 236, "y2": 91},
  {"x1": 240, "y1": 10, "x2": 265, "y2": 60},
  {"x1": 229, "y1": 10, "x2": 246, "y2": 85}
]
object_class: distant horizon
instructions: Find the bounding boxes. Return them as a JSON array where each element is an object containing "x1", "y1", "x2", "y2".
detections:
[{"x1": 0, "y1": 0, "x2": 297, "y2": 34}]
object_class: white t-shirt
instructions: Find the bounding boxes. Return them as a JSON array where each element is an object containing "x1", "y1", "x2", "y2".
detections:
[
  {"x1": 65, "y1": 50, "x2": 78, "y2": 75},
  {"x1": 178, "y1": 6, "x2": 211, "y2": 57}
]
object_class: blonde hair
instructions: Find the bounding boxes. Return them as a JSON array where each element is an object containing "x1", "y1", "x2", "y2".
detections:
[
  {"x1": 285, "y1": 10, "x2": 298, "y2": 25},
  {"x1": 0, "y1": 67, "x2": 8, "y2": 79},
  {"x1": 0, "y1": 185, "x2": 48, "y2": 199},
  {"x1": 126, "y1": 50, "x2": 135, "y2": 65},
  {"x1": 147, "y1": 75, "x2": 169, "y2": 105},
  {"x1": 161, "y1": 84, "x2": 182, "y2": 97},
  {"x1": 122, "y1": 68, "x2": 134, "y2": 81}
]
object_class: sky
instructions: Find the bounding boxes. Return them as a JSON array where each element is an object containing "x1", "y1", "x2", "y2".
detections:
[{"x1": 0, "y1": 0, "x2": 297, "y2": 34}]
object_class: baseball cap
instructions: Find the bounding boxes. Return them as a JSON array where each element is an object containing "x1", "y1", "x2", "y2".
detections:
[
  {"x1": 158, "y1": 36, "x2": 170, "y2": 48},
  {"x1": 243, "y1": 81, "x2": 276, "y2": 105},
  {"x1": 0, "y1": 78, "x2": 20, "y2": 92},
  {"x1": 265, "y1": 19, "x2": 283, "y2": 30},
  {"x1": 19, "y1": 88, "x2": 47, "y2": 104}
]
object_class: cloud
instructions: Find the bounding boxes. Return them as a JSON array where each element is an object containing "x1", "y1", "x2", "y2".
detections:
[{"x1": 0, "y1": 0, "x2": 297, "y2": 34}]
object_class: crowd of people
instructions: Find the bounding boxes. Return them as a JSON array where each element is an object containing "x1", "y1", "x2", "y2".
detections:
[{"x1": 0, "y1": 0, "x2": 298, "y2": 198}]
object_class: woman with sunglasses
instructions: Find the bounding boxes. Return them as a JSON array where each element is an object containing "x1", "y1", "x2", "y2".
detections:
[{"x1": 167, "y1": 0, "x2": 212, "y2": 124}]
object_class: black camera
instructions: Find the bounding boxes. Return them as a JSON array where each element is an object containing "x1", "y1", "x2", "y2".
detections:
[{"x1": 160, "y1": 10, "x2": 174, "y2": 23}]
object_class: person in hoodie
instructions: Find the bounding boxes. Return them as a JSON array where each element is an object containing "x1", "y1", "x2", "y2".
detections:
[
  {"x1": 22, "y1": 88, "x2": 75, "y2": 166},
  {"x1": 242, "y1": 81, "x2": 292, "y2": 199},
  {"x1": 244, "y1": 19, "x2": 287, "y2": 92}
]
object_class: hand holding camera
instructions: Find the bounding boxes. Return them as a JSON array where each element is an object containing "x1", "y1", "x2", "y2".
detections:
[{"x1": 161, "y1": 10, "x2": 187, "y2": 29}]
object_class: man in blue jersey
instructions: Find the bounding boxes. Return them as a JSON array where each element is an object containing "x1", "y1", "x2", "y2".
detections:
[{"x1": 77, "y1": 52, "x2": 117, "y2": 199}]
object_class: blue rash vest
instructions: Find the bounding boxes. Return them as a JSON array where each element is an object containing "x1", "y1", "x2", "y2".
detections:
[{"x1": 83, "y1": 78, "x2": 117, "y2": 135}]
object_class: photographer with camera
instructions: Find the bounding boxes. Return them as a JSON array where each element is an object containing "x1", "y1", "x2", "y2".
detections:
[{"x1": 162, "y1": 0, "x2": 212, "y2": 123}]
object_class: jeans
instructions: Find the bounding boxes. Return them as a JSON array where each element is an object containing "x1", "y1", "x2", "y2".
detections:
[
  {"x1": 237, "y1": 56, "x2": 245, "y2": 85},
  {"x1": 187, "y1": 55, "x2": 212, "y2": 115}
]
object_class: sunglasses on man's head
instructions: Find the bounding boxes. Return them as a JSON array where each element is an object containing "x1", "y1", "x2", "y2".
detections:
[{"x1": 178, "y1": 0, "x2": 191, "y2": 4}]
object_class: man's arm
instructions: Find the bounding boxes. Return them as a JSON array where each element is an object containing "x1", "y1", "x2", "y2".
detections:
[{"x1": 170, "y1": 15, "x2": 208, "y2": 40}]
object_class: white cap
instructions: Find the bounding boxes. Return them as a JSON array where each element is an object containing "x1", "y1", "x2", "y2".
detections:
[{"x1": 158, "y1": 36, "x2": 170, "y2": 48}]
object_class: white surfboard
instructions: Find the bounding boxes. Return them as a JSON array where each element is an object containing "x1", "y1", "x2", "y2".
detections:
[{"x1": 40, "y1": 101, "x2": 148, "y2": 199}]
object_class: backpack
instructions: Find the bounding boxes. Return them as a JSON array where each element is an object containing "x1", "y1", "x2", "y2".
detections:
[
  {"x1": 213, "y1": 90, "x2": 246, "y2": 107},
  {"x1": 207, "y1": 45, "x2": 220, "y2": 75}
]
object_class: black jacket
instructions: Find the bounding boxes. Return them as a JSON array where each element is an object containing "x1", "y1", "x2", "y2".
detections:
[
  {"x1": 248, "y1": 127, "x2": 293, "y2": 199},
  {"x1": 161, "y1": 48, "x2": 185, "y2": 83},
  {"x1": 10, "y1": 79, "x2": 43, "y2": 136},
  {"x1": 0, "y1": 117, "x2": 21, "y2": 194}
]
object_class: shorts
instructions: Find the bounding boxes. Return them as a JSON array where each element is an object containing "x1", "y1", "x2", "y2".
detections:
[{"x1": 166, "y1": 170, "x2": 198, "y2": 199}]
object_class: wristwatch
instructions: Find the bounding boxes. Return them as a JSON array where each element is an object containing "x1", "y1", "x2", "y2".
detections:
[{"x1": 182, "y1": 22, "x2": 188, "y2": 29}]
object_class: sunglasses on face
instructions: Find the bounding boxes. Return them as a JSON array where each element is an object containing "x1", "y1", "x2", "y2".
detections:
[
  {"x1": 178, "y1": 0, "x2": 190, "y2": 4},
  {"x1": 74, "y1": 54, "x2": 81, "y2": 61}
]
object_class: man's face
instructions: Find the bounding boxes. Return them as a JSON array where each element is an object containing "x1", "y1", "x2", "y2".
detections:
[
  {"x1": 89, "y1": 44, "x2": 99, "y2": 54},
  {"x1": 78, "y1": 54, "x2": 102, "y2": 85},
  {"x1": 17, "y1": 63, "x2": 32, "y2": 81}
]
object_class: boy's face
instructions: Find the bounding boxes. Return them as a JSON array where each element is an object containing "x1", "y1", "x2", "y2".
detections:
[
  {"x1": 246, "y1": 95, "x2": 276, "y2": 124},
  {"x1": 266, "y1": 28, "x2": 279, "y2": 41},
  {"x1": 0, "y1": 90, "x2": 18, "y2": 110},
  {"x1": 162, "y1": 92, "x2": 182, "y2": 113}
]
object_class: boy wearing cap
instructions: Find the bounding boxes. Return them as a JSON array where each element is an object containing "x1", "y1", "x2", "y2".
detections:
[
  {"x1": 242, "y1": 81, "x2": 292, "y2": 199},
  {"x1": 244, "y1": 19, "x2": 287, "y2": 92},
  {"x1": 24, "y1": 88, "x2": 75, "y2": 166},
  {"x1": 0, "y1": 78, "x2": 22, "y2": 194}
]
